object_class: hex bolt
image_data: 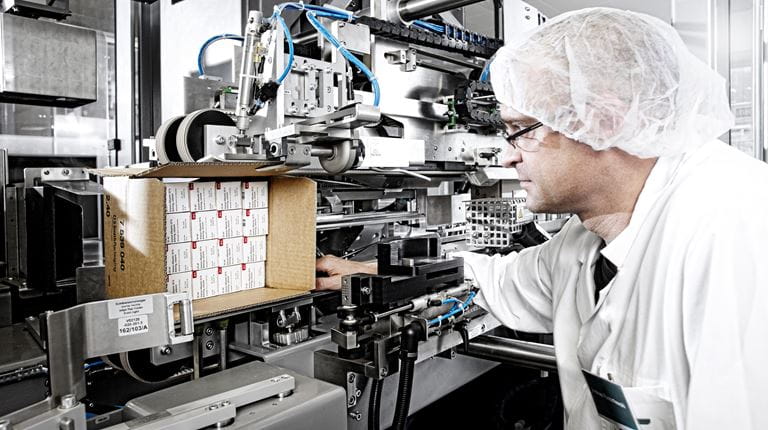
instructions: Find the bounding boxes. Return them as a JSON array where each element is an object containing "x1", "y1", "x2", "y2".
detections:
[
  {"x1": 60, "y1": 394, "x2": 77, "y2": 409},
  {"x1": 205, "y1": 340, "x2": 215, "y2": 350},
  {"x1": 348, "y1": 373, "x2": 355, "y2": 383},
  {"x1": 355, "y1": 389, "x2": 362, "y2": 397},
  {"x1": 160, "y1": 346, "x2": 172, "y2": 355}
]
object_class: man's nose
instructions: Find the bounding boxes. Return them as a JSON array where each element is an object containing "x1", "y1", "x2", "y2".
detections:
[{"x1": 501, "y1": 145, "x2": 522, "y2": 168}]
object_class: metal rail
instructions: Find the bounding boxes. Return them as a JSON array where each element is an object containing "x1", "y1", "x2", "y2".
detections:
[{"x1": 462, "y1": 334, "x2": 557, "y2": 371}]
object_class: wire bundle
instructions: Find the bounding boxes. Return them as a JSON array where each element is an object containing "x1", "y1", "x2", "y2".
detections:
[{"x1": 428, "y1": 290, "x2": 477, "y2": 326}]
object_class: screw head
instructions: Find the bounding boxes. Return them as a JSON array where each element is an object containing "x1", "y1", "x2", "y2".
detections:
[
  {"x1": 160, "y1": 346, "x2": 172, "y2": 355},
  {"x1": 205, "y1": 327, "x2": 214, "y2": 336},
  {"x1": 348, "y1": 373, "x2": 355, "y2": 383},
  {"x1": 205, "y1": 340, "x2": 215, "y2": 350}
]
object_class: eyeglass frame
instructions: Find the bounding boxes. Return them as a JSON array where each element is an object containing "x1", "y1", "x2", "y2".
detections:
[{"x1": 503, "y1": 121, "x2": 544, "y2": 151}]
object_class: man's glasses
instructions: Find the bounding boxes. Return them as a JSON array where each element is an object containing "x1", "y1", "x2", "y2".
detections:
[{"x1": 503, "y1": 121, "x2": 544, "y2": 152}]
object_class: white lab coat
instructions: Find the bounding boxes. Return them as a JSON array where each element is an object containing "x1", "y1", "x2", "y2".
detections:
[{"x1": 459, "y1": 140, "x2": 768, "y2": 429}]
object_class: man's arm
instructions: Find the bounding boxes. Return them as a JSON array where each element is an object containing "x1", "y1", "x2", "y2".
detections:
[
  {"x1": 315, "y1": 255, "x2": 377, "y2": 290},
  {"x1": 683, "y1": 220, "x2": 768, "y2": 429}
]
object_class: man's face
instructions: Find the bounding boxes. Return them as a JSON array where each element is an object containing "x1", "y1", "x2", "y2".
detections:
[{"x1": 500, "y1": 106, "x2": 601, "y2": 214}]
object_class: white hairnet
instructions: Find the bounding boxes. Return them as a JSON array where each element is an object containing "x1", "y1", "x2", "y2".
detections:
[{"x1": 490, "y1": 7, "x2": 734, "y2": 158}]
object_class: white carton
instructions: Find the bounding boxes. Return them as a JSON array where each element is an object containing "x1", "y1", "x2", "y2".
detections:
[
  {"x1": 217, "y1": 237, "x2": 243, "y2": 267},
  {"x1": 191, "y1": 239, "x2": 218, "y2": 270},
  {"x1": 217, "y1": 209, "x2": 243, "y2": 238},
  {"x1": 243, "y1": 208, "x2": 268, "y2": 236},
  {"x1": 189, "y1": 181, "x2": 216, "y2": 212},
  {"x1": 166, "y1": 213, "x2": 192, "y2": 244},
  {"x1": 242, "y1": 181, "x2": 269, "y2": 208},
  {"x1": 216, "y1": 181, "x2": 243, "y2": 210},
  {"x1": 164, "y1": 182, "x2": 190, "y2": 213},
  {"x1": 241, "y1": 262, "x2": 265, "y2": 290},
  {"x1": 218, "y1": 264, "x2": 242, "y2": 294},
  {"x1": 191, "y1": 211, "x2": 218, "y2": 241},
  {"x1": 167, "y1": 272, "x2": 192, "y2": 296},
  {"x1": 192, "y1": 268, "x2": 218, "y2": 299},
  {"x1": 166, "y1": 242, "x2": 192, "y2": 274},
  {"x1": 242, "y1": 236, "x2": 266, "y2": 263}
]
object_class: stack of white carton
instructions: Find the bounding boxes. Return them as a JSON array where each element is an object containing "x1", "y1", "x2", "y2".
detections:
[{"x1": 165, "y1": 180, "x2": 269, "y2": 299}]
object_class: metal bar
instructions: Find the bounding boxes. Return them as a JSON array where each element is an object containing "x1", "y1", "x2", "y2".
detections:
[
  {"x1": 753, "y1": 0, "x2": 766, "y2": 161},
  {"x1": 397, "y1": 0, "x2": 485, "y2": 22},
  {"x1": 413, "y1": 48, "x2": 482, "y2": 69},
  {"x1": 461, "y1": 334, "x2": 556, "y2": 371},
  {"x1": 219, "y1": 328, "x2": 228, "y2": 371}
]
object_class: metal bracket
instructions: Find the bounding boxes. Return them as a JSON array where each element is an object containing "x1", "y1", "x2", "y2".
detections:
[{"x1": 0, "y1": 293, "x2": 194, "y2": 428}]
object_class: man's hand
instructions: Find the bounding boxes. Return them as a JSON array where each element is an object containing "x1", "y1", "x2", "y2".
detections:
[{"x1": 315, "y1": 255, "x2": 377, "y2": 290}]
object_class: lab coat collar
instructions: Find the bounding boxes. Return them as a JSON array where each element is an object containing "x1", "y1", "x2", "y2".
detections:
[{"x1": 601, "y1": 152, "x2": 686, "y2": 268}]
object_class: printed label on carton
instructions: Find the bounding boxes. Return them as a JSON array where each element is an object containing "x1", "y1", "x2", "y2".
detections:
[
  {"x1": 191, "y1": 211, "x2": 218, "y2": 241},
  {"x1": 192, "y1": 268, "x2": 218, "y2": 299},
  {"x1": 217, "y1": 237, "x2": 243, "y2": 267},
  {"x1": 191, "y1": 239, "x2": 218, "y2": 270},
  {"x1": 166, "y1": 213, "x2": 192, "y2": 244},
  {"x1": 218, "y1": 264, "x2": 242, "y2": 294},
  {"x1": 217, "y1": 210, "x2": 243, "y2": 238},
  {"x1": 167, "y1": 272, "x2": 193, "y2": 297},
  {"x1": 241, "y1": 262, "x2": 265, "y2": 290},
  {"x1": 242, "y1": 236, "x2": 266, "y2": 263},
  {"x1": 189, "y1": 181, "x2": 217, "y2": 212},
  {"x1": 243, "y1": 208, "x2": 268, "y2": 236},
  {"x1": 166, "y1": 242, "x2": 192, "y2": 274},
  {"x1": 216, "y1": 181, "x2": 243, "y2": 210},
  {"x1": 242, "y1": 181, "x2": 269, "y2": 209},
  {"x1": 165, "y1": 182, "x2": 190, "y2": 213}
]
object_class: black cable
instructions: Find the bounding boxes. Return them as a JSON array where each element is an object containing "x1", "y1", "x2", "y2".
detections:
[
  {"x1": 369, "y1": 377, "x2": 383, "y2": 430},
  {"x1": 392, "y1": 322, "x2": 424, "y2": 430}
]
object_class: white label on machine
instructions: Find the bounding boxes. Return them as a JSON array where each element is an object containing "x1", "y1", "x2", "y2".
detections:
[
  {"x1": 359, "y1": 137, "x2": 425, "y2": 168},
  {"x1": 108, "y1": 297, "x2": 154, "y2": 319},
  {"x1": 117, "y1": 315, "x2": 150, "y2": 336}
]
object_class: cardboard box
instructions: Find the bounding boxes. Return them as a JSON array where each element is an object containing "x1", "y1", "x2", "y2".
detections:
[
  {"x1": 192, "y1": 268, "x2": 218, "y2": 299},
  {"x1": 189, "y1": 181, "x2": 216, "y2": 212},
  {"x1": 191, "y1": 239, "x2": 218, "y2": 270},
  {"x1": 243, "y1": 236, "x2": 267, "y2": 263},
  {"x1": 164, "y1": 182, "x2": 190, "y2": 213},
  {"x1": 166, "y1": 242, "x2": 192, "y2": 274},
  {"x1": 217, "y1": 237, "x2": 243, "y2": 267},
  {"x1": 216, "y1": 181, "x2": 243, "y2": 210},
  {"x1": 191, "y1": 211, "x2": 218, "y2": 242},
  {"x1": 217, "y1": 209, "x2": 243, "y2": 238},
  {"x1": 241, "y1": 262, "x2": 265, "y2": 290},
  {"x1": 243, "y1": 208, "x2": 268, "y2": 236},
  {"x1": 242, "y1": 181, "x2": 268, "y2": 208},
  {"x1": 100, "y1": 166, "x2": 315, "y2": 319},
  {"x1": 166, "y1": 213, "x2": 191, "y2": 244},
  {"x1": 219, "y1": 265, "x2": 242, "y2": 294},
  {"x1": 167, "y1": 271, "x2": 192, "y2": 295}
]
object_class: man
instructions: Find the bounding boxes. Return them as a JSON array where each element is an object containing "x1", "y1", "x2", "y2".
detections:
[{"x1": 317, "y1": 8, "x2": 768, "y2": 429}]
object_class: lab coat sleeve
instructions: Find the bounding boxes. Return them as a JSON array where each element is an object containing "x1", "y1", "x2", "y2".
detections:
[
  {"x1": 682, "y1": 218, "x2": 768, "y2": 429},
  {"x1": 455, "y1": 241, "x2": 555, "y2": 333}
]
